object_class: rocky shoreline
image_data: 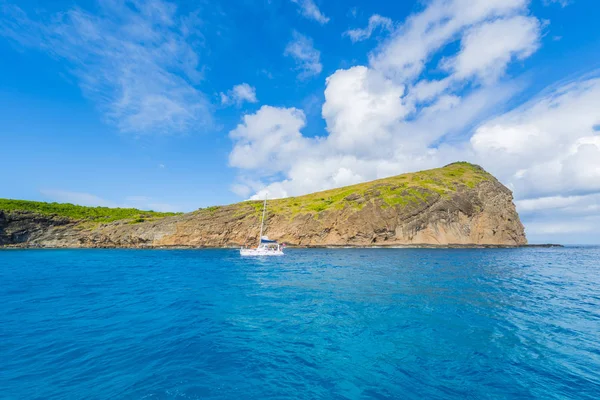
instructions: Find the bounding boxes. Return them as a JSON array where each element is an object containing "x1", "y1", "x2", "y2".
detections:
[{"x1": 0, "y1": 243, "x2": 562, "y2": 250}]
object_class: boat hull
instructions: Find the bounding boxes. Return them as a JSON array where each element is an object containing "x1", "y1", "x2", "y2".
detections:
[{"x1": 240, "y1": 248, "x2": 284, "y2": 256}]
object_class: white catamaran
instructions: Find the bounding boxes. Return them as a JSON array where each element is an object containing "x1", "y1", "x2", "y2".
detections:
[{"x1": 240, "y1": 197, "x2": 284, "y2": 256}]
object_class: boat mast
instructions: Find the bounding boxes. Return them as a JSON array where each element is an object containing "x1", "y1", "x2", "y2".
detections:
[{"x1": 258, "y1": 195, "x2": 267, "y2": 246}]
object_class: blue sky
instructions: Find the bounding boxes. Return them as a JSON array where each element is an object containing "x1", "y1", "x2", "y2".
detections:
[{"x1": 1, "y1": 0, "x2": 600, "y2": 244}]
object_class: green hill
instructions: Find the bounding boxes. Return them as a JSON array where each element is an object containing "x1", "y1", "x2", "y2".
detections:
[
  {"x1": 224, "y1": 161, "x2": 495, "y2": 217},
  {"x1": 1, "y1": 162, "x2": 527, "y2": 247},
  {"x1": 2, "y1": 162, "x2": 491, "y2": 223},
  {"x1": 0, "y1": 199, "x2": 181, "y2": 223}
]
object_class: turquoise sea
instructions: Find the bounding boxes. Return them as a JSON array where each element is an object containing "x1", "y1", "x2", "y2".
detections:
[{"x1": 1, "y1": 248, "x2": 599, "y2": 399}]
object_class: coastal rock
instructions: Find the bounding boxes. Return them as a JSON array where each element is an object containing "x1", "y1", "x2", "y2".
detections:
[{"x1": 0, "y1": 163, "x2": 527, "y2": 248}]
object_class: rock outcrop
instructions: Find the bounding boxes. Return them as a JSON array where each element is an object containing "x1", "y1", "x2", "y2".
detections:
[{"x1": 0, "y1": 163, "x2": 527, "y2": 248}]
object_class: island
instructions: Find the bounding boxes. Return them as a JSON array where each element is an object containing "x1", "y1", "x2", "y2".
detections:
[{"x1": 0, "y1": 162, "x2": 527, "y2": 248}]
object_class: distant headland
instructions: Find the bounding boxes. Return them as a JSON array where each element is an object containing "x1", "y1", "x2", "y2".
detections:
[{"x1": 1, "y1": 162, "x2": 529, "y2": 248}]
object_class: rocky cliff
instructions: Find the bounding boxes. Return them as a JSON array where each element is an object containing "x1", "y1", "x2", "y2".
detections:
[{"x1": 0, "y1": 163, "x2": 527, "y2": 248}]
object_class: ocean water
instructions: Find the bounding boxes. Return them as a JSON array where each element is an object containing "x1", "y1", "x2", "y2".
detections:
[{"x1": 1, "y1": 248, "x2": 599, "y2": 399}]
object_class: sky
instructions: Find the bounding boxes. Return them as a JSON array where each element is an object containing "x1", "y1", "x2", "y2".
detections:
[{"x1": 1, "y1": 0, "x2": 599, "y2": 244}]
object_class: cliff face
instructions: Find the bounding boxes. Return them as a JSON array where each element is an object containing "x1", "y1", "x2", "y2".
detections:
[{"x1": 0, "y1": 163, "x2": 527, "y2": 248}]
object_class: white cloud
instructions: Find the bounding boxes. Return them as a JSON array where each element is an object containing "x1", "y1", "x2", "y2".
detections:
[
  {"x1": 227, "y1": 0, "x2": 600, "y2": 242},
  {"x1": 123, "y1": 195, "x2": 181, "y2": 212},
  {"x1": 471, "y1": 77, "x2": 600, "y2": 198},
  {"x1": 259, "y1": 69, "x2": 274, "y2": 79},
  {"x1": 344, "y1": 14, "x2": 393, "y2": 43},
  {"x1": 40, "y1": 190, "x2": 117, "y2": 208},
  {"x1": 322, "y1": 66, "x2": 409, "y2": 154},
  {"x1": 517, "y1": 195, "x2": 583, "y2": 213},
  {"x1": 220, "y1": 83, "x2": 258, "y2": 106},
  {"x1": 0, "y1": 0, "x2": 209, "y2": 134},
  {"x1": 290, "y1": 0, "x2": 329, "y2": 24},
  {"x1": 230, "y1": 183, "x2": 252, "y2": 198},
  {"x1": 40, "y1": 190, "x2": 181, "y2": 212},
  {"x1": 230, "y1": 0, "x2": 547, "y2": 200},
  {"x1": 543, "y1": 0, "x2": 571, "y2": 7},
  {"x1": 369, "y1": 0, "x2": 530, "y2": 82},
  {"x1": 229, "y1": 105, "x2": 310, "y2": 173},
  {"x1": 444, "y1": 16, "x2": 540, "y2": 82},
  {"x1": 525, "y1": 220, "x2": 597, "y2": 235},
  {"x1": 516, "y1": 193, "x2": 600, "y2": 215},
  {"x1": 516, "y1": 193, "x2": 600, "y2": 243},
  {"x1": 284, "y1": 31, "x2": 323, "y2": 79}
]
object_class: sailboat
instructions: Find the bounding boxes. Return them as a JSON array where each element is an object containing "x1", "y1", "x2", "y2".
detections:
[{"x1": 240, "y1": 197, "x2": 285, "y2": 256}]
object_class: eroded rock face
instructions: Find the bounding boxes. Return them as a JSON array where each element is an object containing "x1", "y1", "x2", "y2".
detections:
[
  {"x1": 1, "y1": 176, "x2": 527, "y2": 248},
  {"x1": 0, "y1": 210, "x2": 74, "y2": 246}
]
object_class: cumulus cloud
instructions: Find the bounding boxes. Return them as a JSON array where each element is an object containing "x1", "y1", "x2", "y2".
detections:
[
  {"x1": 231, "y1": 0, "x2": 541, "y2": 196},
  {"x1": 471, "y1": 77, "x2": 600, "y2": 198},
  {"x1": 229, "y1": 105, "x2": 310, "y2": 173},
  {"x1": 220, "y1": 83, "x2": 258, "y2": 106},
  {"x1": 322, "y1": 66, "x2": 409, "y2": 154},
  {"x1": 290, "y1": 0, "x2": 329, "y2": 24},
  {"x1": 344, "y1": 14, "x2": 393, "y2": 43},
  {"x1": 0, "y1": 0, "x2": 209, "y2": 134},
  {"x1": 228, "y1": 0, "x2": 600, "y2": 241},
  {"x1": 284, "y1": 31, "x2": 323, "y2": 79}
]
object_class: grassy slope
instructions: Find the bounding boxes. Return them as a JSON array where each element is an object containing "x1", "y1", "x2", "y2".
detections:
[
  {"x1": 0, "y1": 199, "x2": 181, "y2": 223},
  {"x1": 1, "y1": 162, "x2": 494, "y2": 223},
  {"x1": 225, "y1": 162, "x2": 494, "y2": 217}
]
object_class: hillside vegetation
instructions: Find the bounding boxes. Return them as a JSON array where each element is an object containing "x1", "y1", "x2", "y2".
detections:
[
  {"x1": 2, "y1": 163, "x2": 492, "y2": 224},
  {"x1": 224, "y1": 162, "x2": 494, "y2": 217},
  {"x1": 1, "y1": 162, "x2": 527, "y2": 247},
  {"x1": 0, "y1": 199, "x2": 181, "y2": 223}
]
